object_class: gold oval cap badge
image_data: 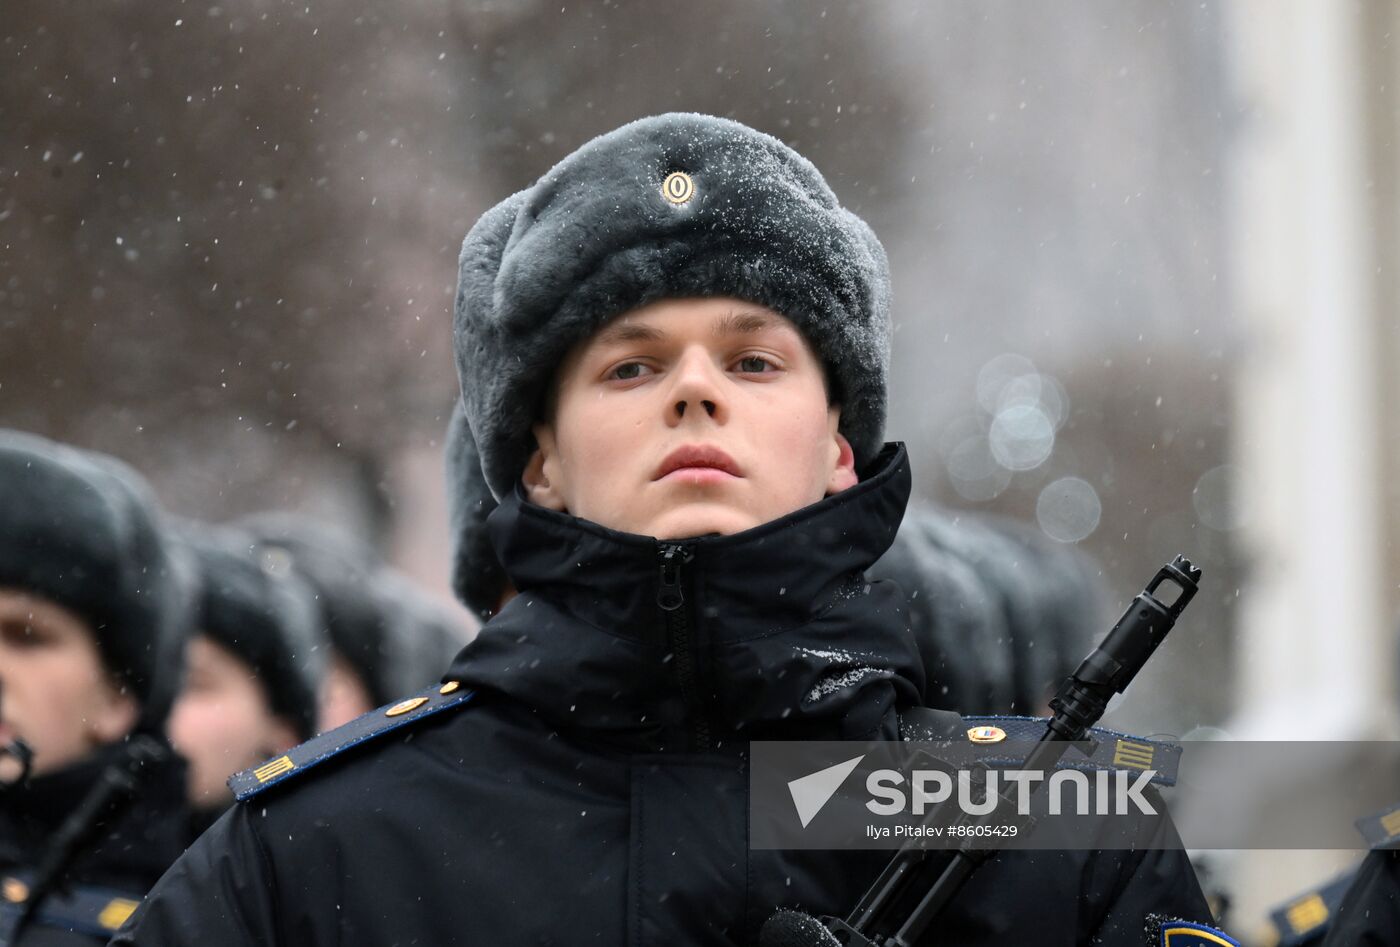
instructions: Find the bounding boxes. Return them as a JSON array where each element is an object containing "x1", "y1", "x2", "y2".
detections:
[
  {"x1": 662, "y1": 171, "x2": 695, "y2": 205},
  {"x1": 967, "y1": 725, "x2": 1007, "y2": 745},
  {"x1": 386, "y1": 696, "x2": 429, "y2": 717}
]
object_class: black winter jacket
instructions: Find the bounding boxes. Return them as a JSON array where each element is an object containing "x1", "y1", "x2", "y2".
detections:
[
  {"x1": 0, "y1": 741, "x2": 188, "y2": 946},
  {"x1": 112, "y1": 443, "x2": 1211, "y2": 945}
]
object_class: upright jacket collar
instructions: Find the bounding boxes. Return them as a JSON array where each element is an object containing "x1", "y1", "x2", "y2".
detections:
[
  {"x1": 447, "y1": 443, "x2": 924, "y2": 751},
  {"x1": 0, "y1": 739, "x2": 189, "y2": 887}
]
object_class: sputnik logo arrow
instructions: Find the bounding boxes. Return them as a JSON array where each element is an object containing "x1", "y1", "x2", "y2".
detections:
[{"x1": 787, "y1": 755, "x2": 866, "y2": 828}]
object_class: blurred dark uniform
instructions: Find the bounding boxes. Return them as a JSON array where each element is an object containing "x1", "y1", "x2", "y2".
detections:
[
  {"x1": 1317, "y1": 801, "x2": 1400, "y2": 946},
  {"x1": 0, "y1": 432, "x2": 192, "y2": 946},
  {"x1": 0, "y1": 746, "x2": 188, "y2": 946},
  {"x1": 239, "y1": 514, "x2": 469, "y2": 709},
  {"x1": 112, "y1": 445, "x2": 1212, "y2": 946},
  {"x1": 1323, "y1": 850, "x2": 1400, "y2": 946}
]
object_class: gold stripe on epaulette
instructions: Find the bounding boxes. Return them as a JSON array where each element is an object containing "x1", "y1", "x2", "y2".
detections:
[
  {"x1": 1381, "y1": 809, "x2": 1400, "y2": 838},
  {"x1": 1284, "y1": 893, "x2": 1328, "y2": 934},
  {"x1": 254, "y1": 755, "x2": 296, "y2": 783},
  {"x1": 98, "y1": 898, "x2": 140, "y2": 930},
  {"x1": 1112, "y1": 739, "x2": 1155, "y2": 770}
]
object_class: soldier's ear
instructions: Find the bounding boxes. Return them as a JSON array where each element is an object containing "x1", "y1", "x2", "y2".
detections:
[
  {"x1": 87, "y1": 681, "x2": 139, "y2": 745},
  {"x1": 522, "y1": 423, "x2": 568, "y2": 512},
  {"x1": 825, "y1": 414, "x2": 858, "y2": 496}
]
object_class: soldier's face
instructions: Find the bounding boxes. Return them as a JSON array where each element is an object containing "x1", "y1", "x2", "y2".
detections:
[
  {"x1": 0, "y1": 588, "x2": 139, "y2": 776},
  {"x1": 523, "y1": 298, "x2": 858, "y2": 539},
  {"x1": 167, "y1": 636, "x2": 299, "y2": 808}
]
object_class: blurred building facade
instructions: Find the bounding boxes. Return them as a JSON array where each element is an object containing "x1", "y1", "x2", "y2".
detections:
[{"x1": 1224, "y1": 0, "x2": 1400, "y2": 934}]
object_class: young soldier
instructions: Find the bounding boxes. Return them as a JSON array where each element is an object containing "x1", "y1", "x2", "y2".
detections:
[
  {"x1": 166, "y1": 523, "x2": 325, "y2": 828},
  {"x1": 0, "y1": 431, "x2": 191, "y2": 945},
  {"x1": 114, "y1": 113, "x2": 1216, "y2": 945}
]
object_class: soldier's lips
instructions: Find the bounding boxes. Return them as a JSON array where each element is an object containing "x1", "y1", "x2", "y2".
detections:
[{"x1": 658, "y1": 467, "x2": 740, "y2": 485}]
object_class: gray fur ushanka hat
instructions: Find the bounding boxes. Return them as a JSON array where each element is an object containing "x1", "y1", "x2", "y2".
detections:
[{"x1": 454, "y1": 112, "x2": 892, "y2": 501}]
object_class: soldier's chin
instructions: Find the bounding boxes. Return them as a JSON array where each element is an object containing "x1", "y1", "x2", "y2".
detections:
[{"x1": 649, "y1": 504, "x2": 751, "y2": 540}]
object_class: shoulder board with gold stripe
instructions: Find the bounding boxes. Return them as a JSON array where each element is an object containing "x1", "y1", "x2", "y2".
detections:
[
  {"x1": 0, "y1": 873, "x2": 143, "y2": 938},
  {"x1": 954, "y1": 714, "x2": 1181, "y2": 787},
  {"x1": 228, "y1": 682, "x2": 476, "y2": 802},
  {"x1": 1263, "y1": 868, "x2": 1355, "y2": 946},
  {"x1": 1355, "y1": 799, "x2": 1400, "y2": 850}
]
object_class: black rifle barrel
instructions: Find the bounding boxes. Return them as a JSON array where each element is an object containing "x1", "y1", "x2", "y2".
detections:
[
  {"x1": 826, "y1": 555, "x2": 1202, "y2": 947},
  {"x1": 2, "y1": 735, "x2": 170, "y2": 946}
]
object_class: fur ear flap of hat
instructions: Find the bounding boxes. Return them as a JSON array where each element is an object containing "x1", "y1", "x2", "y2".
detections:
[
  {"x1": 0, "y1": 429, "x2": 194, "y2": 732},
  {"x1": 445, "y1": 399, "x2": 507, "y2": 621},
  {"x1": 173, "y1": 520, "x2": 328, "y2": 741},
  {"x1": 454, "y1": 112, "x2": 892, "y2": 501}
]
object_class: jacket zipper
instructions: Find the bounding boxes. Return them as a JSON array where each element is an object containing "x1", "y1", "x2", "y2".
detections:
[{"x1": 656, "y1": 542, "x2": 712, "y2": 750}]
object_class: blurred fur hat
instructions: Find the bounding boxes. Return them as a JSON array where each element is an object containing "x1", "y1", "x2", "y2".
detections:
[
  {"x1": 454, "y1": 112, "x2": 891, "y2": 501},
  {"x1": 869, "y1": 502, "x2": 1016, "y2": 714},
  {"x1": 917, "y1": 511, "x2": 1103, "y2": 712},
  {"x1": 175, "y1": 521, "x2": 327, "y2": 741},
  {"x1": 238, "y1": 513, "x2": 469, "y2": 705},
  {"x1": 0, "y1": 429, "x2": 193, "y2": 731}
]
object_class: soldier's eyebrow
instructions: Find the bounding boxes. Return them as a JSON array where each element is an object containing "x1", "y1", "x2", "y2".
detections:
[{"x1": 594, "y1": 310, "x2": 785, "y2": 347}]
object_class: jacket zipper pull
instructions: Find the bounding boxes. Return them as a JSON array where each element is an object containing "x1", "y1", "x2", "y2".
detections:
[{"x1": 656, "y1": 543, "x2": 689, "y2": 611}]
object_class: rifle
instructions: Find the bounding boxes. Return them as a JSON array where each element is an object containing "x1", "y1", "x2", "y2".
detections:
[
  {"x1": 0, "y1": 735, "x2": 171, "y2": 947},
  {"x1": 760, "y1": 555, "x2": 1203, "y2": 947}
]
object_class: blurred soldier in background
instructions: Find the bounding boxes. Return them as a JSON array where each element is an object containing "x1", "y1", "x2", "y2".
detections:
[
  {"x1": 866, "y1": 501, "x2": 1017, "y2": 712},
  {"x1": 0, "y1": 431, "x2": 192, "y2": 945},
  {"x1": 238, "y1": 514, "x2": 469, "y2": 729},
  {"x1": 1253, "y1": 630, "x2": 1400, "y2": 947},
  {"x1": 1321, "y1": 847, "x2": 1399, "y2": 946},
  {"x1": 166, "y1": 523, "x2": 326, "y2": 832},
  {"x1": 910, "y1": 509, "x2": 1104, "y2": 715}
]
